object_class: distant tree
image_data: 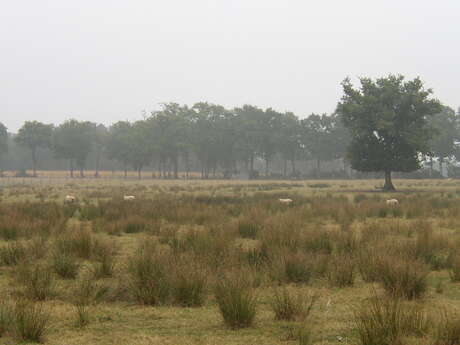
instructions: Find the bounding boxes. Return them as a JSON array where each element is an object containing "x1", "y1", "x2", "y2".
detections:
[
  {"x1": 234, "y1": 105, "x2": 265, "y2": 178},
  {"x1": 427, "y1": 106, "x2": 459, "y2": 176},
  {"x1": 14, "y1": 121, "x2": 54, "y2": 177},
  {"x1": 337, "y1": 75, "x2": 442, "y2": 191},
  {"x1": 106, "y1": 121, "x2": 133, "y2": 178},
  {"x1": 0, "y1": 122, "x2": 7, "y2": 176},
  {"x1": 53, "y1": 120, "x2": 95, "y2": 178},
  {"x1": 127, "y1": 120, "x2": 152, "y2": 179},
  {"x1": 275, "y1": 112, "x2": 301, "y2": 177},
  {"x1": 301, "y1": 114, "x2": 342, "y2": 177},
  {"x1": 92, "y1": 124, "x2": 108, "y2": 178},
  {"x1": 147, "y1": 103, "x2": 190, "y2": 179}
]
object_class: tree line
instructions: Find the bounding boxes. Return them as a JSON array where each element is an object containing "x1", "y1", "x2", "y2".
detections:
[{"x1": 0, "y1": 75, "x2": 459, "y2": 188}]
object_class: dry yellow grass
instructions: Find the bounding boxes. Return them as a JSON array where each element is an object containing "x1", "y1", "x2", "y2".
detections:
[{"x1": 0, "y1": 178, "x2": 460, "y2": 344}]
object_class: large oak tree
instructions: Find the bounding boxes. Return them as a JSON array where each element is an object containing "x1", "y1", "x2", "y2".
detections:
[{"x1": 336, "y1": 75, "x2": 442, "y2": 190}]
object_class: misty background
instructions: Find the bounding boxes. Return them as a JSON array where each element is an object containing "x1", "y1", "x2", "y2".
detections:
[{"x1": 2, "y1": 0, "x2": 459, "y2": 132}]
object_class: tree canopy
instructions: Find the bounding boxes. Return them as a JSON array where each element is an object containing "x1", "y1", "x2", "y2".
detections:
[
  {"x1": 337, "y1": 75, "x2": 442, "y2": 190},
  {"x1": 15, "y1": 121, "x2": 54, "y2": 176}
]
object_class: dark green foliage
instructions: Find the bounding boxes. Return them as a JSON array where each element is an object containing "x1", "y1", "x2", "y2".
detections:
[{"x1": 337, "y1": 75, "x2": 442, "y2": 190}]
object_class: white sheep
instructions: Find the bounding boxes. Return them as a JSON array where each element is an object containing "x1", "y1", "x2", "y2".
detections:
[
  {"x1": 386, "y1": 198, "x2": 399, "y2": 206},
  {"x1": 123, "y1": 195, "x2": 136, "y2": 201},
  {"x1": 279, "y1": 198, "x2": 293, "y2": 204},
  {"x1": 64, "y1": 195, "x2": 76, "y2": 204}
]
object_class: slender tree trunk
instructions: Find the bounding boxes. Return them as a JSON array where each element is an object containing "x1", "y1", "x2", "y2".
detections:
[
  {"x1": 383, "y1": 170, "x2": 395, "y2": 191},
  {"x1": 283, "y1": 159, "x2": 287, "y2": 178},
  {"x1": 173, "y1": 157, "x2": 178, "y2": 179},
  {"x1": 31, "y1": 148, "x2": 37, "y2": 177},
  {"x1": 429, "y1": 156, "x2": 433, "y2": 178},
  {"x1": 138, "y1": 167, "x2": 141, "y2": 180},
  {"x1": 316, "y1": 159, "x2": 321, "y2": 179},
  {"x1": 249, "y1": 154, "x2": 254, "y2": 179},
  {"x1": 95, "y1": 149, "x2": 100, "y2": 178},
  {"x1": 123, "y1": 162, "x2": 127, "y2": 179},
  {"x1": 265, "y1": 158, "x2": 269, "y2": 177},
  {"x1": 291, "y1": 160, "x2": 296, "y2": 176},
  {"x1": 80, "y1": 167, "x2": 84, "y2": 178},
  {"x1": 439, "y1": 157, "x2": 444, "y2": 178},
  {"x1": 70, "y1": 159, "x2": 74, "y2": 178}
]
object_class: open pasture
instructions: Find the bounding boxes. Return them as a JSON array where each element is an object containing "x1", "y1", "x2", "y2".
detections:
[{"x1": 1, "y1": 178, "x2": 460, "y2": 345}]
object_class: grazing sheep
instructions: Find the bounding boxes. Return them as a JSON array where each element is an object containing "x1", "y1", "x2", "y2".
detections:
[
  {"x1": 123, "y1": 195, "x2": 136, "y2": 201},
  {"x1": 64, "y1": 195, "x2": 76, "y2": 204},
  {"x1": 386, "y1": 198, "x2": 399, "y2": 206},
  {"x1": 279, "y1": 198, "x2": 293, "y2": 204}
]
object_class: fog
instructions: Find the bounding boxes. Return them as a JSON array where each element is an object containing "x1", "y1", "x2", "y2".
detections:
[{"x1": 1, "y1": 0, "x2": 459, "y2": 132}]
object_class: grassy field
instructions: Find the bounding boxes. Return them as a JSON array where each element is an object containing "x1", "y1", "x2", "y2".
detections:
[{"x1": 1, "y1": 178, "x2": 460, "y2": 345}]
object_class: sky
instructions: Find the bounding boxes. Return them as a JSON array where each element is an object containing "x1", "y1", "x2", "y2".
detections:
[{"x1": 1, "y1": 0, "x2": 459, "y2": 132}]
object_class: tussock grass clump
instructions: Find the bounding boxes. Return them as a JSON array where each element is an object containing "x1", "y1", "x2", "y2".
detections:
[
  {"x1": 55, "y1": 228, "x2": 93, "y2": 259},
  {"x1": 326, "y1": 254, "x2": 355, "y2": 288},
  {"x1": 354, "y1": 295, "x2": 428, "y2": 345},
  {"x1": 357, "y1": 249, "x2": 381, "y2": 283},
  {"x1": 172, "y1": 263, "x2": 207, "y2": 307},
  {"x1": 285, "y1": 323, "x2": 312, "y2": 345},
  {"x1": 91, "y1": 239, "x2": 116, "y2": 278},
  {"x1": 17, "y1": 263, "x2": 55, "y2": 301},
  {"x1": 377, "y1": 257, "x2": 429, "y2": 300},
  {"x1": 215, "y1": 273, "x2": 258, "y2": 329},
  {"x1": 0, "y1": 241, "x2": 25, "y2": 266},
  {"x1": 449, "y1": 254, "x2": 460, "y2": 282},
  {"x1": 72, "y1": 276, "x2": 108, "y2": 327},
  {"x1": 271, "y1": 287, "x2": 317, "y2": 321},
  {"x1": 0, "y1": 300, "x2": 12, "y2": 336},
  {"x1": 128, "y1": 248, "x2": 172, "y2": 305},
  {"x1": 12, "y1": 299, "x2": 50, "y2": 343},
  {"x1": 414, "y1": 224, "x2": 450, "y2": 270},
  {"x1": 433, "y1": 310, "x2": 460, "y2": 345},
  {"x1": 238, "y1": 219, "x2": 260, "y2": 239},
  {"x1": 282, "y1": 253, "x2": 314, "y2": 284},
  {"x1": 51, "y1": 250, "x2": 80, "y2": 279}
]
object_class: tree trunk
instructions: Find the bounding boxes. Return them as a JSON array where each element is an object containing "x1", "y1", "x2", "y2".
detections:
[
  {"x1": 70, "y1": 160, "x2": 74, "y2": 178},
  {"x1": 173, "y1": 157, "x2": 178, "y2": 179},
  {"x1": 291, "y1": 160, "x2": 296, "y2": 177},
  {"x1": 283, "y1": 159, "x2": 287, "y2": 178},
  {"x1": 429, "y1": 156, "x2": 433, "y2": 178},
  {"x1": 80, "y1": 167, "x2": 84, "y2": 178},
  {"x1": 383, "y1": 170, "x2": 395, "y2": 191},
  {"x1": 265, "y1": 158, "x2": 269, "y2": 177},
  {"x1": 31, "y1": 148, "x2": 37, "y2": 177},
  {"x1": 124, "y1": 163, "x2": 127, "y2": 179},
  {"x1": 95, "y1": 149, "x2": 100, "y2": 178},
  {"x1": 439, "y1": 157, "x2": 444, "y2": 178},
  {"x1": 249, "y1": 154, "x2": 254, "y2": 179},
  {"x1": 316, "y1": 159, "x2": 321, "y2": 179},
  {"x1": 138, "y1": 167, "x2": 141, "y2": 180}
]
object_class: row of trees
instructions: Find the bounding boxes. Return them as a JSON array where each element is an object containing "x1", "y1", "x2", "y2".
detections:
[
  {"x1": 0, "y1": 75, "x2": 458, "y2": 188},
  {"x1": 0, "y1": 104, "x2": 351, "y2": 179}
]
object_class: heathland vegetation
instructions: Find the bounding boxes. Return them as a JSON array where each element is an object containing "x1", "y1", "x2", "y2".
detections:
[{"x1": 0, "y1": 179, "x2": 460, "y2": 344}]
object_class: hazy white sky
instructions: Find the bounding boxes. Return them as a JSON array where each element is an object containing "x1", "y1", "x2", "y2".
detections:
[{"x1": 1, "y1": 0, "x2": 459, "y2": 132}]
